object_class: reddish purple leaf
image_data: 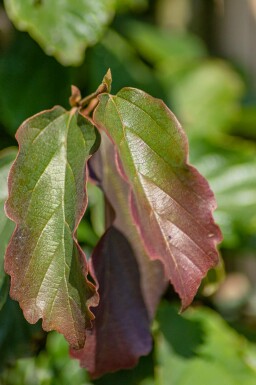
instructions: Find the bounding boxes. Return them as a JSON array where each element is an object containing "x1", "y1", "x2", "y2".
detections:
[
  {"x1": 72, "y1": 226, "x2": 152, "y2": 378},
  {"x1": 93, "y1": 88, "x2": 222, "y2": 310}
]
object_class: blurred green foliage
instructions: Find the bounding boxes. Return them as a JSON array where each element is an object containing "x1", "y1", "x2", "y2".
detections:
[{"x1": 1, "y1": 0, "x2": 256, "y2": 383}]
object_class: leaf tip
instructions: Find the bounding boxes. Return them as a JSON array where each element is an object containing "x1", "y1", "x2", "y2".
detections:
[
  {"x1": 101, "y1": 68, "x2": 112, "y2": 93},
  {"x1": 69, "y1": 85, "x2": 82, "y2": 107}
]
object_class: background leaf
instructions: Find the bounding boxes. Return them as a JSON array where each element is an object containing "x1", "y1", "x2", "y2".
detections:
[
  {"x1": 155, "y1": 302, "x2": 256, "y2": 385},
  {"x1": 0, "y1": 32, "x2": 71, "y2": 135},
  {"x1": 5, "y1": 106, "x2": 100, "y2": 348},
  {"x1": 4, "y1": 0, "x2": 115, "y2": 65},
  {"x1": 94, "y1": 87, "x2": 222, "y2": 309},
  {"x1": 172, "y1": 61, "x2": 244, "y2": 138},
  {"x1": 89, "y1": 131, "x2": 167, "y2": 319},
  {"x1": 0, "y1": 297, "x2": 45, "y2": 372},
  {"x1": 0, "y1": 329, "x2": 92, "y2": 385},
  {"x1": 0, "y1": 147, "x2": 17, "y2": 309},
  {"x1": 190, "y1": 139, "x2": 256, "y2": 249}
]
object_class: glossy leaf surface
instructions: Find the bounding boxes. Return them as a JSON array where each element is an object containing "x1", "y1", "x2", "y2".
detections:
[
  {"x1": 4, "y1": 0, "x2": 115, "y2": 65},
  {"x1": 94, "y1": 88, "x2": 222, "y2": 309},
  {"x1": 0, "y1": 148, "x2": 17, "y2": 309},
  {"x1": 5, "y1": 106, "x2": 100, "y2": 348}
]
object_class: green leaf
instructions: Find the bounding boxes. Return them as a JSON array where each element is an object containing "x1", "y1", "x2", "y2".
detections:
[
  {"x1": 94, "y1": 87, "x2": 222, "y2": 309},
  {"x1": 0, "y1": 32, "x2": 71, "y2": 135},
  {"x1": 87, "y1": 29, "x2": 163, "y2": 98},
  {"x1": 0, "y1": 296, "x2": 45, "y2": 371},
  {"x1": 5, "y1": 106, "x2": 100, "y2": 349},
  {"x1": 87, "y1": 183, "x2": 105, "y2": 238},
  {"x1": 0, "y1": 148, "x2": 17, "y2": 310},
  {"x1": 190, "y1": 139, "x2": 256, "y2": 248},
  {"x1": 4, "y1": 0, "x2": 115, "y2": 66},
  {"x1": 115, "y1": 0, "x2": 148, "y2": 12},
  {"x1": 172, "y1": 61, "x2": 244, "y2": 137},
  {"x1": 155, "y1": 302, "x2": 256, "y2": 385},
  {"x1": 125, "y1": 20, "x2": 206, "y2": 66},
  {"x1": 0, "y1": 328, "x2": 93, "y2": 385}
]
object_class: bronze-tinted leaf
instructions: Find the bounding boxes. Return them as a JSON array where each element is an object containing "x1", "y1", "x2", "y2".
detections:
[
  {"x1": 5, "y1": 106, "x2": 100, "y2": 348},
  {"x1": 94, "y1": 88, "x2": 222, "y2": 309}
]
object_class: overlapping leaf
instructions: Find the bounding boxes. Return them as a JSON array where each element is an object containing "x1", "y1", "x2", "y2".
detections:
[
  {"x1": 71, "y1": 132, "x2": 166, "y2": 377},
  {"x1": 4, "y1": 0, "x2": 115, "y2": 66},
  {"x1": 94, "y1": 88, "x2": 222, "y2": 309},
  {"x1": 0, "y1": 148, "x2": 17, "y2": 309},
  {"x1": 5, "y1": 106, "x2": 100, "y2": 349},
  {"x1": 89, "y1": 132, "x2": 167, "y2": 319},
  {"x1": 72, "y1": 227, "x2": 152, "y2": 378}
]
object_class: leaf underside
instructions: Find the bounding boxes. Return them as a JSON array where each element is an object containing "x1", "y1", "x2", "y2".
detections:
[
  {"x1": 94, "y1": 88, "x2": 222, "y2": 310},
  {"x1": 5, "y1": 106, "x2": 100, "y2": 349},
  {"x1": 4, "y1": 0, "x2": 115, "y2": 66},
  {"x1": 72, "y1": 226, "x2": 152, "y2": 379},
  {"x1": 71, "y1": 132, "x2": 167, "y2": 378}
]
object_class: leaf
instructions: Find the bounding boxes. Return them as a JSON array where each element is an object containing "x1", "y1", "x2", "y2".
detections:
[
  {"x1": 86, "y1": 29, "x2": 163, "y2": 98},
  {"x1": 87, "y1": 182, "x2": 105, "y2": 238},
  {"x1": 155, "y1": 302, "x2": 256, "y2": 385},
  {"x1": 124, "y1": 20, "x2": 206, "y2": 82},
  {"x1": 94, "y1": 88, "x2": 222, "y2": 309},
  {"x1": 89, "y1": 131, "x2": 167, "y2": 319},
  {"x1": 115, "y1": 0, "x2": 148, "y2": 12},
  {"x1": 0, "y1": 32, "x2": 71, "y2": 135},
  {"x1": 0, "y1": 296, "x2": 45, "y2": 371},
  {"x1": 71, "y1": 132, "x2": 166, "y2": 378},
  {"x1": 0, "y1": 329, "x2": 93, "y2": 385},
  {"x1": 172, "y1": 61, "x2": 244, "y2": 137},
  {"x1": 5, "y1": 106, "x2": 100, "y2": 349},
  {"x1": 0, "y1": 148, "x2": 17, "y2": 310},
  {"x1": 4, "y1": 0, "x2": 115, "y2": 66},
  {"x1": 72, "y1": 227, "x2": 152, "y2": 379},
  {"x1": 190, "y1": 138, "x2": 256, "y2": 248}
]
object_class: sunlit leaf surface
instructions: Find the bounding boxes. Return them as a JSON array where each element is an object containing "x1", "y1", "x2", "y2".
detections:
[
  {"x1": 5, "y1": 106, "x2": 100, "y2": 348},
  {"x1": 94, "y1": 88, "x2": 222, "y2": 309}
]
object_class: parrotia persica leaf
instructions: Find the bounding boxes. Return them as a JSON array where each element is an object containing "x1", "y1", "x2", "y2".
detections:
[
  {"x1": 89, "y1": 131, "x2": 167, "y2": 319},
  {"x1": 71, "y1": 132, "x2": 167, "y2": 378},
  {"x1": 94, "y1": 88, "x2": 222, "y2": 309},
  {"x1": 0, "y1": 148, "x2": 17, "y2": 310},
  {"x1": 71, "y1": 227, "x2": 152, "y2": 379},
  {"x1": 4, "y1": 0, "x2": 115, "y2": 66},
  {"x1": 5, "y1": 106, "x2": 100, "y2": 349}
]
